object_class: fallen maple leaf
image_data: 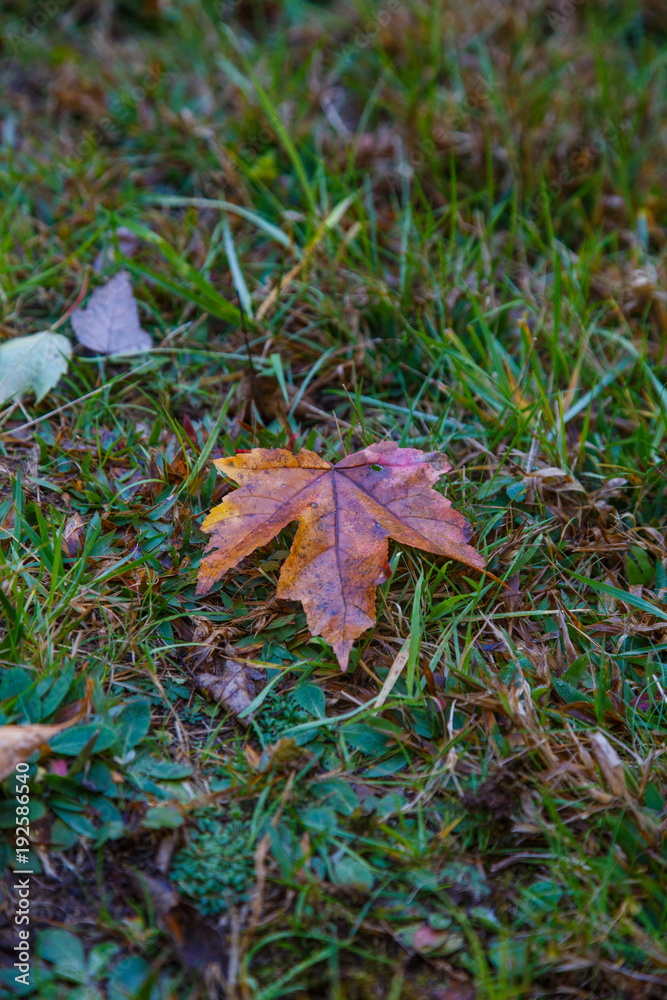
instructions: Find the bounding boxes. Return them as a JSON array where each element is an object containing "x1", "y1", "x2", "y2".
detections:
[
  {"x1": 197, "y1": 442, "x2": 484, "y2": 670},
  {"x1": 70, "y1": 270, "x2": 152, "y2": 355}
]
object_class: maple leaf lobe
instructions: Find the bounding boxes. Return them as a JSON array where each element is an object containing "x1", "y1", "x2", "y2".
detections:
[{"x1": 197, "y1": 442, "x2": 484, "y2": 670}]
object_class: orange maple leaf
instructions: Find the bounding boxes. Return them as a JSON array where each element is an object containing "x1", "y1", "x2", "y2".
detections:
[{"x1": 196, "y1": 442, "x2": 484, "y2": 671}]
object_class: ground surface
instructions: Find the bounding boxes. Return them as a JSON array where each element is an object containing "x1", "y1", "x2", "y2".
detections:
[{"x1": 1, "y1": 1, "x2": 667, "y2": 997}]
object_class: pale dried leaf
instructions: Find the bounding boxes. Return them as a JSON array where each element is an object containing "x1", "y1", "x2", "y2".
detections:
[
  {"x1": 70, "y1": 270, "x2": 152, "y2": 355},
  {"x1": 375, "y1": 639, "x2": 410, "y2": 708},
  {"x1": 590, "y1": 731, "x2": 626, "y2": 796},
  {"x1": 0, "y1": 720, "x2": 78, "y2": 780},
  {"x1": 556, "y1": 606, "x2": 578, "y2": 668},
  {"x1": 524, "y1": 467, "x2": 585, "y2": 493},
  {"x1": 593, "y1": 477, "x2": 628, "y2": 501},
  {"x1": 0, "y1": 331, "x2": 72, "y2": 405}
]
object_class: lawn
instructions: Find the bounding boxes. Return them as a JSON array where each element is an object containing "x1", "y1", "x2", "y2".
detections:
[{"x1": 1, "y1": 1, "x2": 666, "y2": 997}]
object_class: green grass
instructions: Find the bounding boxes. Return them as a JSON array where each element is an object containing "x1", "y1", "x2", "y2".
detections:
[{"x1": 1, "y1": 0, "x2": 667, "y2": 997}]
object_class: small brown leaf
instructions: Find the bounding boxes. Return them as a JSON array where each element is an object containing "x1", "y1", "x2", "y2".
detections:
[
  {"x1": 524, "y1": 467, "x2": 585, "y2": 495},
  {"x1": 71, "y1": 270, "x2": 152, "y2": 355},
  {"x1": 398, "y1": 922, "x2": 465, "y2": 957},
  {"x1": 245, "y1": 744, "x2": 261, "y2": 770},
  {"x1": 162, "y1": 904, "x2": 226, "y2": 973},
  {"x1": 62, "y1": 512, "x2": 86, "y2": 557},
  {"x1": 195, "y1": 658, "x2": 265, "y2": 719},
  {"x1": 258, "y1": 736, "x2": 312, "y2": 773},
  {"x1": 155, "y1": 832, "x2": 178, "y2": 874},
  {"x1": 412, "y1": 924, "x2": 464, "y2": 955},
  {"x1": 130, "y1": 873, "x2": 225, "y2": 973},
  {"x1": 0, "y1": 720, "x2": 79, "y2": 780},
  {"x1": 461, "y1": 773, "x2": 518, "y2": 823},
  {"x1": 590, "y1": 731, "x2": 627, "y2": 797}
]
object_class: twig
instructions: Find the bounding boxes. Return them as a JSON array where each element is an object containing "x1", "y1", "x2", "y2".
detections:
[{"x1": 51, "y1": 271, "x2": 90, "y2": 330}]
